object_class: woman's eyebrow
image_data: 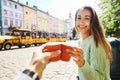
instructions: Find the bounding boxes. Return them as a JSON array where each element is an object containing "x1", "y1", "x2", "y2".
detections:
[
  {"x1": 77, "y1": 15, "x2": 91, "y2": 17},
  {"x1": 85, "y1": 15, "x2": 91, "y2": 17},
  {"x1": 77, "y1": 15, "x2": 81, "y2": 17}
]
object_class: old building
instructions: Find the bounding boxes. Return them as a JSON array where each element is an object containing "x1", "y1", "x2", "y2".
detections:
[
  {"x1": 1, "y1": 0, "x2": 23, "y2": 35},
  {"x1": 0, "y1": 0, "x2": 73, "y2": 36}
]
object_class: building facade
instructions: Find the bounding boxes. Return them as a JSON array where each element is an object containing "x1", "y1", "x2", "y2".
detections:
[
  {"x1": 1, "y1": 0, "x2": 24, "y2": 35},
  {"x1": 0, "y1": 0, "x2": 73, "y2": 36},
  {"x1": 23, "y1": 3, "x2": 37, "y2": 31},
  {"x1": 37, "y1": 9, "x2": 48, "y2": 32},
  {"x1": 0, "y1": 0, "x2": 2, "y2": 35}
]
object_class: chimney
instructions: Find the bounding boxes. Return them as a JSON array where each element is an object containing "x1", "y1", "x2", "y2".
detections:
[
  {"x1": 33, "y1": 5, "x2": 37, "y2": 9},
  {"x1": 69, "y1": 12, "x2": 72, "y2": 18},
  {"x1": 17, "y1": 0, "x2": 19, "y2": 3},
  {"x1": 26, "y1": 1, "x2": 28, "y2": 6},
  {"x1": 47, "y1": 11, "x2": 49, "y2": 14}
]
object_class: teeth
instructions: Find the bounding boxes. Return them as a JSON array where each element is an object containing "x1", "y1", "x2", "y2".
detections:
[
  {"x1": 77, "y1": 26, "x2": 86, "y2": 29},
  {"x1": 80, "y1": 27, "x2": 85, "y2": 29},
  {"x1": 79, "y1": 26, "x2": 86, "y2": 29},
  {"x1": 80, "y1": 26, "x2": 85, "y2": 28}
]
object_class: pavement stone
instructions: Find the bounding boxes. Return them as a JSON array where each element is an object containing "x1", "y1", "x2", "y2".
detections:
[{"x1": 0, "y1": 40, "x2": 79, "y2": 80}]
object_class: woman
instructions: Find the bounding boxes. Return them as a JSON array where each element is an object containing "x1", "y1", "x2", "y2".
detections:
[
  {"x1": 67, "y1": 6, "x2": 112, "y2": 80},
  {"x1": 13, "y1": 6, "x2": 112, "y2": 80}
]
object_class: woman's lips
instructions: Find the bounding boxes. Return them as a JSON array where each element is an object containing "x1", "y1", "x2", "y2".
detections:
[{"x1": 77, "y1": 25, "x2": 86, "y2": 29}]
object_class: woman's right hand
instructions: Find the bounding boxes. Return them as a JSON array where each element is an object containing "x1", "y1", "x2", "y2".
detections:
[{"x1": 67, "y1": 47, "x2": 85, "y2": 67}]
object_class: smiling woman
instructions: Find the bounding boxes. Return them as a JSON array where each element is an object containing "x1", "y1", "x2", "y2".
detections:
[
  {"x1": 75, "y1": 8, "x2": 91, "y2": 39},
  {"x1": 73, "y1": 6, "x2": 112, "y2": 80}
]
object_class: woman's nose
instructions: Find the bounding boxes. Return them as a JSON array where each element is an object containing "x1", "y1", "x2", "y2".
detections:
[{"x1": 79, "y1": 19, "x2": 84, "y2": 24}]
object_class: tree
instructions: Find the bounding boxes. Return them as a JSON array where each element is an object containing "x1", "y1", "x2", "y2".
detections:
[
  {"x1": 72, "y1": 27, "x2": 76, "y2": 38},
  {"x1": 98, "y1": 0, "x2": 120, "y2": 38}
]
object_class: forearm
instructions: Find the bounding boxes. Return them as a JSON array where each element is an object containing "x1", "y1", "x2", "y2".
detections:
[
  {"x1": 78, "y1": 60, "x2": 109, "y2": 80},
  {"x1": 13, "y1": 47, "x2": 61, "y2": 80},
  {"x1": 13, "y1": 66, "x2": 45, "y2": 80},
  {"x1": 28, "y1": 64, "x2": 47, "y2": 79},
  {"x1": 78, "y1": 61, "x2": 101, "y2": 80}
]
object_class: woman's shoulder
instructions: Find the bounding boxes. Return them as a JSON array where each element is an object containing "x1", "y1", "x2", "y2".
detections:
[
  {"x1": 78, "y1": 35, "x2": 94, "y2": 43},
  {"x1": 87, "y1": 36, "x2": 102, "y2": 49},
  {"x1": 85, "y1": 36, "x2": 95, "y2": 46}
]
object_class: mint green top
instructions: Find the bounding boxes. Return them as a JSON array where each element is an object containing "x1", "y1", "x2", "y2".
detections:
[{"x1": 78, "y1": 36, "x2": 111, "y2": 80}]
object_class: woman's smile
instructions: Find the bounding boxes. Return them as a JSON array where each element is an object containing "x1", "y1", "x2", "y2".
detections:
[{"x1": 77, "y1": 25, "x2": 87, "y2": 29}]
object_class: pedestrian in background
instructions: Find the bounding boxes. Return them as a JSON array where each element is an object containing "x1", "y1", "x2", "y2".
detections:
[{"x1": 67, "y1": 6, "x2": 112, "y2": 80}]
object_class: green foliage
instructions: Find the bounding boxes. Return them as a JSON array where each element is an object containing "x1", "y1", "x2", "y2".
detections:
[
  {"x1": 72, "y1": 27, "x2": 76, "y2": 38},
  {"x1": 98, "y1": 0, "x2": 120, "y2": 38}
]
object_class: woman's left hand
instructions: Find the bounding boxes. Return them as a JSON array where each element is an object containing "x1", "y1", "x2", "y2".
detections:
[{"x1": 67, "y1": 47, "x2": 85, "y2": 67}]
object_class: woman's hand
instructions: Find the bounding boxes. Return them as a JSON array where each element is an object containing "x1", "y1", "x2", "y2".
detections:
[
  {"x1": 28, "y1": 49, "x2": 61, "y2": 78},
  {"x1": 67, "y1": 47, "x2": 85, "y2": 67}
]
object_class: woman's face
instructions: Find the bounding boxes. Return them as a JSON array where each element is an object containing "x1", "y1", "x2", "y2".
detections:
[{"x1": 75, "y1": 9, "x2": 91, "y2": 38}]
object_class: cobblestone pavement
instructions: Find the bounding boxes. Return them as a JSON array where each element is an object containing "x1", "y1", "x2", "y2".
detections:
[{"x1": 0, "y1": 40, "x2": 78, "y2": 80}]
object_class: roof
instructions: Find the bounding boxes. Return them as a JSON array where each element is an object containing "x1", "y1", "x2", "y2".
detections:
[{"x1": 12, "y1": 28, "x2": 31, "y2": 32}]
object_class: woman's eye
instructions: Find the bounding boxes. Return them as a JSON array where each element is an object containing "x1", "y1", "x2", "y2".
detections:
[
  {"x1": 77, "y1": 18, "x2": 81, "y2": 20},
  {"x1": 85, "y1": 18, "x2": 90, "y2": 20}
]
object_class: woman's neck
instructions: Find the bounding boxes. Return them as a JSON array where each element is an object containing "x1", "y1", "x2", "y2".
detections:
[{"x1": 81, "y1": 33, "x2": 91, "y2": 40}]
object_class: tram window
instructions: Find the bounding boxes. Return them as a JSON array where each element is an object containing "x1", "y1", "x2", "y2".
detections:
[
  {"x1": 12, "y1": 32, "x2": 20, "y2": 36},
  {"x1": 26, "y1": 32, "x2": 30, "y2": 36}
]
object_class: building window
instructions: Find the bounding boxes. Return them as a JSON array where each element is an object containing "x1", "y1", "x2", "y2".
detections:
[
  {"x1": 15, "y1": 19, "x2": 18, "y2": 26},
  {"x1": 26, "y1": 25, "x2": 28, "y2": 29},
  {"x1": 26, "y1": 11, "x2": 28, "y2": 14},
  {"x1": 10, "y1": 18, "x2": 13, "y2": 26},
  {"x1": 10, "y1": 11, "x2": 13, "y2": 16},
  {"x1": 9, "y1": 2, "x2": 12, "y2": 8},
  {"x1": 4, "y1": 17, "x2": 8, "y2": 25},
  {"x1": 3, "y1": 0, "x2": 7, "y2": 6},
  {"x1": 26, "y1": 17, "x2": 28, "y2": 22},
  {"x1": 19, "y1": 7, "x2": 22, "y2": 11},
  {"x1": 19, "y1": 14, "x2": 21, "y2": 18},
  {"x1": 15, "y1": 13, "x2": 18, "y2": 18},
  {"x1": 15, "y1": 5, "x2": 17, "y2": 9},
  {"x1": 20, "y1": 20, "x2": 22, "y2": 27},
  {"x1": 4, "y1": 9, "x2": 8, "y2": 15},
  {"x1": 31, "y1": 12, "x2": 32, "y2": 16}
]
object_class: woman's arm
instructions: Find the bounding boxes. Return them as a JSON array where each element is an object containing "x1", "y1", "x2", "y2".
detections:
[
  {"x1": 78, "y1": 45, "x2": 110, "y2": 80},
  {"x1": 13, "y1": 50, "x2": 61, "y2": 80}
]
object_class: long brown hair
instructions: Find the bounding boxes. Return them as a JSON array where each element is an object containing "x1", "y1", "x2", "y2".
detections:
[{"x1": 75, "y1": 6, "x2": 112, "y2": 62}]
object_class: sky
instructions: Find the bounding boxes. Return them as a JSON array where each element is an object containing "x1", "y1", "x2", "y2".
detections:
[{"x1": 14, "y1": 0, "x2": 99, "y2": 20}]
